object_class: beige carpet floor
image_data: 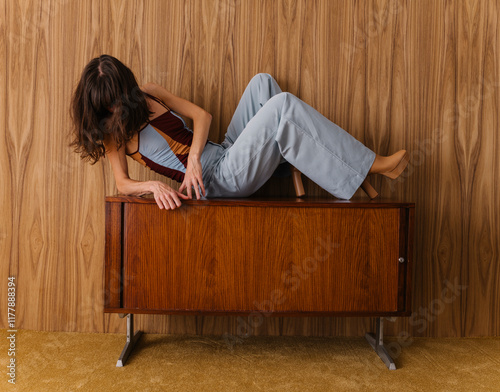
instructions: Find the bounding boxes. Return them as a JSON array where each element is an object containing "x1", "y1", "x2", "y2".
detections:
[{"x1": 0, "y1": 329, "x2": 499, "y2": 392}]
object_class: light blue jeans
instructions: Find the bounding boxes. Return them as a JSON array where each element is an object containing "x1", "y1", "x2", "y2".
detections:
[{"x1": 199, "y1": 73, "x2": 376, "y2": 200}]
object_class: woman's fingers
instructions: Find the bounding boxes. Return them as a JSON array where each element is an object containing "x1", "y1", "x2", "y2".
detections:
[
  {"x1": 153, "y1": 184, "x2": 184, "y2": 210},
  {"x1": 199, "y1": 178, "x2": 206, "y2": 197},
  {"x1": 190, "y1": 174, "x2": 205, "y2": 200},
  {"x1": 182, "y1": 159, "x2": 206, "y2": 199},
  {"x1": 177, "y1": 191, "x2": 190, "y2": 200},
  {"x1": 165, "y1": 195, "x2": 177, "y2": 209},
  {"x1": 181, "y1": 177, "x2": 205, "y2": 200},
  {"x1": 193, "y1": 180, "x2": 201, "y2": 200},
  {"x1": 180, "y1": 178, "x2": 193, "y2": 199},
  {"x1": 152, "y1": 179, "x2": 203, "y2": 210},
  {"x1": 191, "y1": 179, "x2": 204, "y2": 199},
  {"x1": 154, "y1": 193, "x2": 167, "y2": 210},
  {"x1": 160, "y1": 193, "x2": 171, "y2": 210}
]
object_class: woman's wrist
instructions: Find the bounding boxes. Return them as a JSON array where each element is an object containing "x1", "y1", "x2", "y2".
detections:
[
  {"x1": 147, "y1": 180, "x2": 163, "y2": 193},
  {"x1": 119, "y1": 179, "x2": 162, "y2": 196},
  {"x1": 188, "y1": 151, "x2": 202, "y2": 162}
]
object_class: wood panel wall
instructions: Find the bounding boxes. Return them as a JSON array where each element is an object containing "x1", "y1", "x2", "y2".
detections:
[{"x1": 1, "y1": 0, "x2": 498, "y2": 338}]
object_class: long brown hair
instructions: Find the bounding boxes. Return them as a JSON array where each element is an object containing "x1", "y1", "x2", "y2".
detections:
[{"x1": 70, "y1": 55, "x2": 152, "y2": 163}]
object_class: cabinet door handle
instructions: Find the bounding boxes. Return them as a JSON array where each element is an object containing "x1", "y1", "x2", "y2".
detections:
[{"x1": 399, "y1": 257, "x2": 405, "y2": 264}]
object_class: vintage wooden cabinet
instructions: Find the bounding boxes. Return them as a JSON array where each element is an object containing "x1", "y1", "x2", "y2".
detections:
[{"x1": 104, "y1": 196, "x2": 415, "y2": 369}]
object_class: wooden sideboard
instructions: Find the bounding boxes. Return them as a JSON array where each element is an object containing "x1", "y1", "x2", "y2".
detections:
[{"x1": 104, "y1": 196, "x2": 415, "y2": 369}]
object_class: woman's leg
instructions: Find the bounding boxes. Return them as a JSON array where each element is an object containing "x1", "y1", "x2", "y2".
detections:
[
  {"x1": 207, "y1": 92, "x2": 376, "y2": 199},
  {"x1": 221, "y1": 73, "x2": 283, "y2": 149}
]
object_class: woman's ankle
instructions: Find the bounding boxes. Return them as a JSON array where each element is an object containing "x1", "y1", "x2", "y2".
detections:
[
  {"x1": 368, "y1": 150, "x2": 407, "y2": 175},
  {"x1": 368, "y1": 154, "x2": 385, "y2": 174}
]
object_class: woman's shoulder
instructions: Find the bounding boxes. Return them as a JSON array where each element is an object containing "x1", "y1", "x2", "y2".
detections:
[
  {"x1": 102, "y1": 132, "x2": 116, "y2": 151},
  {"x1": 140, "y1": 82, "x2": 156, "y2": 93},
  {"x1": 140, "y1": 83, "x2": 169, "y2": 109},
  {"x1": 141, "y1": 83, "x2": 167, "y2": 100}
]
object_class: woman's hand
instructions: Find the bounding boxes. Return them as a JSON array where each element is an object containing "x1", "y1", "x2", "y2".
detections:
[
  {"x1": 179, "y1": 156, "x2": 206, "y2": 199},
  {"x1": 150, "y1": 181, "x2": 190, "y2": 210}
]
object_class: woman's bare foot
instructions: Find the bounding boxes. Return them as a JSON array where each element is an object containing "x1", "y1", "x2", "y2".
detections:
[{"x1": 369, "y1": 150, "x2": 409, "y2": 179}]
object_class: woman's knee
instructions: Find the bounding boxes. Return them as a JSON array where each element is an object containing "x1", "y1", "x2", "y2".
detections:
[
  {"x1": 251, "y1": 72, "x2": 274, "y2": 83},
  {"x1": 248, "y1": 73, "x2": 278, "y2": 91},
  {"x1": 265, "y1": 91, "x2": 294, "y2": 109}
]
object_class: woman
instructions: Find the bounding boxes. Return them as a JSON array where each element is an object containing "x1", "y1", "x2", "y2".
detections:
[{"x1": 71, "y1": 55, "x2": 408, "y2": 210}]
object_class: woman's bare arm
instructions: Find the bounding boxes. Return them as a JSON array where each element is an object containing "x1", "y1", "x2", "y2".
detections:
[
  {"x1": 103, "y1": 136, "x2": 189, "y2": 209},
  {"x1": 141, "y1": 83, "x2": 212, "y2": 199}
]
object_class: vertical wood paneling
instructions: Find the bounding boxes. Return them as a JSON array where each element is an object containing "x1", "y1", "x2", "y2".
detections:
[
  {"x1": 0, "y1": 0, "x2": 11, "y2": 328},
  {"x1": 408, "y1": 0, "x2": 462, "y2": 338},
  {"x1": 277, "y1": 0, "x2": 304, "y2": 95},
  {"x1": 459, "y1": 0, "x2": 500, "y2": 336},
  {"x1": 8, "y1": 0, "x2": 50, "y2": 331},
  {"x1": 1, "y1": 0, "x2": 499, "y2": 338}
]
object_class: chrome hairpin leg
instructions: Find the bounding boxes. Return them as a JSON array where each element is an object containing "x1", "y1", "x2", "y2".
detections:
[
  {"x1": 365, "y1": 317, "x2": 396, "y2": 370},
  {"x1": 116, "y1": 314, "x2": 143, "y2": 367}
]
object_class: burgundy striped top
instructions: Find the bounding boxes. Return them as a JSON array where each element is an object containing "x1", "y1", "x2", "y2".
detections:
[{"x1": 126, "y1": 93, "x2": 206, "y2": 183}]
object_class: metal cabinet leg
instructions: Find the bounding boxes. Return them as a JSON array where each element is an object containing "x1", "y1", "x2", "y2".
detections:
[
  {"x1": 116, "y1": 314, "x2": 143, "y2": 367},
  {"x1": 365, "y1": 317, "x2": 396, "y2": 370}
]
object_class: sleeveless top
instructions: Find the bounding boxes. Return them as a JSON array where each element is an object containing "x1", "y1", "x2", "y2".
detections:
[{"x1": 126, "y1": 92, "x2": 208, "y2": 183}]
